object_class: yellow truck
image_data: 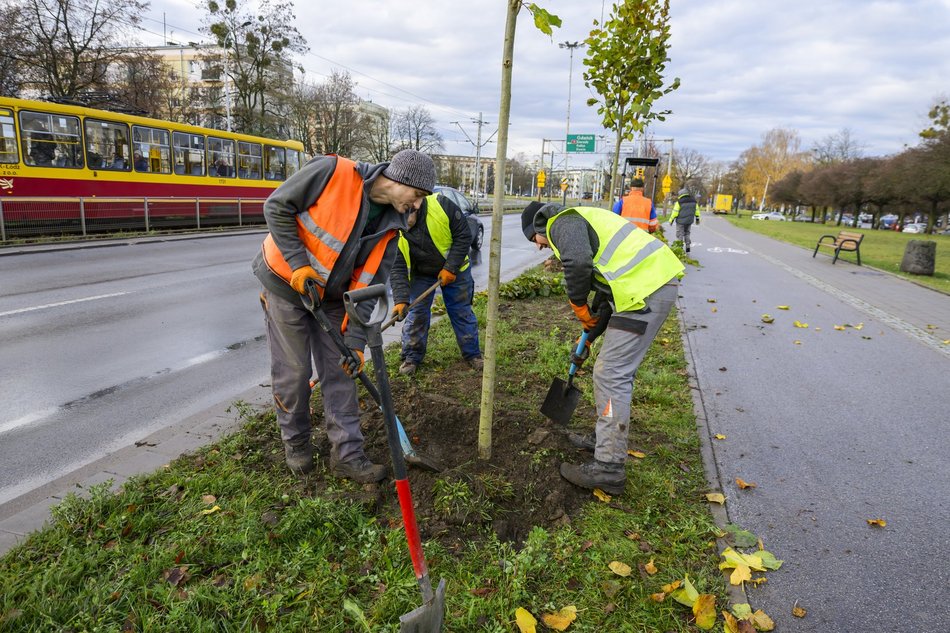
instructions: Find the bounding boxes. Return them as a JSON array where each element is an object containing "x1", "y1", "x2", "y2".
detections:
[{"x1": 712, "y1": 194, "x2": 733, "y2": 214}]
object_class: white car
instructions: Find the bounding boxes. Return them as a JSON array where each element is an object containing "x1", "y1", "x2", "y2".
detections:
[
  {"x1": 902, "y1": 223, "x2": 927, "y2": 234},
  {"x1": 751, "y1": 212, "x2": 786, "y2": 221}
]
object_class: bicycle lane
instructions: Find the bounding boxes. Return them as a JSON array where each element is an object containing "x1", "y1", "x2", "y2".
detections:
[{"x1": 676, "y1": 218, "x2": 949, "y2": 631}]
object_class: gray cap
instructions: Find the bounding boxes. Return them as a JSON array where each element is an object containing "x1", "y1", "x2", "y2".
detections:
[
  {"x1": 383, "y1": 150, "x2": 436, "y2": 194},
  {"x1": 678, "y1": 187, "x2": 690, "y2": 196}
]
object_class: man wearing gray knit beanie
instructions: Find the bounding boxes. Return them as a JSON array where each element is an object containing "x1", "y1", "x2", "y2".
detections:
[{"x1": 252, "y1": 148, "x2": 435, "y2": 483}]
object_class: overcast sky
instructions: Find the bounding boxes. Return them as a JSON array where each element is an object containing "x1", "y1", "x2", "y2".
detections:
[{"x1": 139, "y1": 0, "x2": 950, "y2": 169}]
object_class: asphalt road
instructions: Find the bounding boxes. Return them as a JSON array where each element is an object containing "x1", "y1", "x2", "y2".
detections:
[
  {"x1": 0, "y1": 213, "x2": 547, "y2": 506},
  {"x1": 678, "y1": 216, "x2": 949, "y2": 632}
]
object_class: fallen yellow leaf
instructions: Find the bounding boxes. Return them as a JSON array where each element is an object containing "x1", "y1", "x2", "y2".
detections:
[
  {"x1": 854, "y1": 322, "x2": 864, "y2": 330},
  {"x1": 662, "y1": 580, "x2": 682, "y2": 593},
  {"x1": 750, "y1": 609, "x2": 775, "y2": 631},
  {"x1": 793, "y1": 340, "x2": 802, "y2": 345},
  {"x1": 593, "y1": 488, "x2": 611, "y2": 502},
  {"x1": 729, "y1": 564, "x2": 751, "y2": 585},
  {"x1": 750, "y1": 577, "x2": 768, "y2": 586},
  {"x1": 834, "y1": 325, "x2": 846, "y2": 330},
  {"x1": 776, "y1": 305, "x2": 790, "y2": 310},
  {"x1": 515, "y1": 607, "x2": 537, "y2": 633},
  {"x1": 814, "y1": 326, "x2": 822, "y2": 331},
  {"x1": 736, "y1": 478, "x2": 757, "y2": 490},
  {"x1": 711, "y1": 307, "x2": 718, "y2": 313},
  {"x1": 793, "y1": 320, "x2": 808, "y2": 328},
  {"x1": 719, "y1": 547, "x2": 766, "y2": 572},
  {"x1": 761, "y1": 314, "x2": 774, "y2": 323},
  {"x1": 927, "y1": 324, "x2": 937, "y2": 329},
  {"x1": 792, "y1": 604, "x2": 807, "y2": 618},
  {"x1": 650, "y1": 592, "x2": 666, "y2": 602},
  {"x1": 714, "y1": 433, "x2": 726, "y2": 440},
  {"x1": 608, "y1": 561, "x2": 632, "y2": 577},
  {"x1": 627, "y1": 450, "x2": 646, "y2": 458},
  {"x1": 200, "y1": 505, "x2": 221, "y2": 515},
  {"x1": 705, "y1": 493, "x2": 726, "y2": 504},
  {"x1": 867, "y1": 518, "x2": 887, "y2": 527},
  {"x1": 541, "y1": 605, "x2": 577, "y2": 631},
  {"x1": 722, "y1": 610, "x2": 740, "y2": 633},
  {"x1": 942, "y1": 339, "x2": 950, "y2": 345},
  {"x1": 644, "y1": 558, "x2": 658, "y2": 575},
  {"x1": 693, "y1": 594, "x2": 717, "y2": 630},
  {"x1": 707, "y1": 298, "x2": 717, "y2": 303},
  {"x1": 671, "y1": 575, "x2": 699, "y2": 607}
]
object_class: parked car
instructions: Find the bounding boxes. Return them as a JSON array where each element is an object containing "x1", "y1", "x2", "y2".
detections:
[
  {"x1": 432, "y1": 185, "x2": 485, "y2": 253},
  {"x1": 751, "y1": 212, "x2": 786, "y2": 221},
  {"x1": 902, "y1": 223, "x2": 928, "y2": 234},
  {"x1": 879, "y1": 214, "x2": 899, "y2": 230}
]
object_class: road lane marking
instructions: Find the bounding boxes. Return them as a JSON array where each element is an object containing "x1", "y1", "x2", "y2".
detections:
[
  {"x1": 0, "y1": 292, "x2": 129, "y2": 318},
  {"x1": 0, "y1": 407, "x2": 60, "y2": 435}
]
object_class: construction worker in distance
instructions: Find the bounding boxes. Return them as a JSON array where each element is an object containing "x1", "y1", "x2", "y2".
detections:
[
  {"x1": 669, "y1": 187, "x2": 701, "y2": 253},
  {"x1": 252, "y1": 149, "x2": 436, "y2": 483},
  {"x1": 521, "y1": 201, "x2": 684, "y2": 495},
  {"x1": 612, "y1": 177, "x2": 658, "y2": 233},
  {"x1": 390, "y1": 192, "x2": 483, "y2": 376}
]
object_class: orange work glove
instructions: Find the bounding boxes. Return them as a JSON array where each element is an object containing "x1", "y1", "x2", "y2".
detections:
[
  {"x1": 569, "y1": 335, "x2": 592, "y2": 368},
  {"x1": 570, "y1": 301, "x2": 599, "y2": 331},
  {"x1": 437, "y1": 268, "x2": 456, "y2": 287},
  {"x1": 340, "y1": 349, "x2": 364, "y2": 377},
  {"x1": 290, "y1": 265, "x2": 319, "y2": 294},
  {"x1": 392, "y1": 302, "x2": 409, "y2": 322}
]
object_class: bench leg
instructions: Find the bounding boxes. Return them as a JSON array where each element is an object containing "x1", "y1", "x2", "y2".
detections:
[
  {"x1": 832, "y1": 248, "x2": 840, "y2": 264},
  {"x1": 813, "y1": 245, "x2": 819, "y2": 258},
  {"x1": 856, "y1": 249, "x2": 861, "y2": 266}
]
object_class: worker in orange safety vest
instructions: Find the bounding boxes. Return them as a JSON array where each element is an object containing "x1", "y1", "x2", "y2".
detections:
[{"x1": 612, "y1": 177, "x2": 658, "y2": 233}]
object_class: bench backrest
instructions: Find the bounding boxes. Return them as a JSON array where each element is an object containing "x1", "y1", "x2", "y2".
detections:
[{"x1": 836, "y1": 231, "x2": 863, "y2": 245}]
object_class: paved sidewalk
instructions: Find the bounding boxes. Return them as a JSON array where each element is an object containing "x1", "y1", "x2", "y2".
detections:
[{"x1": 679, "y1": 216, "x2": 949, "y2": 632}]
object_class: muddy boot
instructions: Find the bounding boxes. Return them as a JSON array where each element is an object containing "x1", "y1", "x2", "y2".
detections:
[
  {"x1": 331, "y1": 455, "x2": 387, "y2": 484},
  {"x1": 560, "y1": 459, "x2": 625, "y2": 495},
  {"x1": 466, "y1": 356, "x2": 484, "y2": 370},
  {"x1": 399, "y1": 361, "x2": 417, "y2": 376},
  {"x1": 283, "y1": 438, "x2": 314, "y2": 475},
  {"x1": 566, "y1": 431, "x2": 595, "y2": 452}
]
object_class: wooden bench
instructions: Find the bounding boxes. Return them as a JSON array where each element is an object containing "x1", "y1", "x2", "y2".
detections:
[{"x1": 813, "y1": 230, "x2": 864, "y2": 265}]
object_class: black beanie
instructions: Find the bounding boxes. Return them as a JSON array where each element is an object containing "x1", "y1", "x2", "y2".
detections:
[
  {"x1": 522, "y1": 201, "x2": 545, "y2": 241},
  {"x1": 382, "y1": 149, "x2": 436, "y2": 193}
]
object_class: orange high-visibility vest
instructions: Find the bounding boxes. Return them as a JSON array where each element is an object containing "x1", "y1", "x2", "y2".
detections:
[
  {"x1": 261, "y1": 156, "x2": 395, "y2": 302},
  {"x1": 621, "y1": 189, "x2": 657, "y2": 232}
]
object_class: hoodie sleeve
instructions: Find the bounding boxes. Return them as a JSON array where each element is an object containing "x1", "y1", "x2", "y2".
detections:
[
  {"x1": 547, "y1": 212, "x2": 595, "y2": 305},
  {"x1": 262, "y1": 156, "x2": 335, "y2": 271},
  {"x1": 390, "y1": 242, "x2": 411, "y2": 305}
]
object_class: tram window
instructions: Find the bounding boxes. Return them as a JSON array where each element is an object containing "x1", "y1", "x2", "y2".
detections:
[
  {"x1": 207, "y1": 136, "x2": 236, "y2": 178},
  {"x1": 264, "y1": 145, "x2": 286, "y2": 181},
  {"x1": 285, "y1": 149, "x2": 301, "y2": 178},
  {"x1": 173, "y1": 131, "x2": 206, "y2": 177},
  {"x1": 20, "y1": 110, "x2": 83, "y2": 168},
  {"x1": 84, "y1": 118, "x2": 131, "y2": 171},
  {"x1": 238, "y1": 141, "x2": 262, "y2": 179},
  {"x1": 132, "y1": 125, "x2": 171, "y2": 174},
  {"x1": 0, "y1": 110, "x2": 18, "y2": 164}
]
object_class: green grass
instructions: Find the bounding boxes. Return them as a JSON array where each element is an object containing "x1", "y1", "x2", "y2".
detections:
[
  {"x1": 0, "y1": 266, "x2": 725, "y2": 632},
  {"x1": 719, "y1": 214, "x2": 950, "y2": 294}
]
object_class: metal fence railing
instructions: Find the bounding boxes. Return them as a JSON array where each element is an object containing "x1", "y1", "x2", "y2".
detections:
[{"x1": 0, "y1": 197, "x2": 267, "y2": 241}]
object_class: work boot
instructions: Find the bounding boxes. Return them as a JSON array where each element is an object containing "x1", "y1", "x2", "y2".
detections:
[
  {"x1": 466, "y1": 356, "x2": 484, "y2": 370},
  {"x1": 560, "y1": 459, "x2": 625, "y2": 495},
  {"x1": 399, "y1": 361, "x2": 417, "y2": 376},
  {"x1": 331, "y1": 455, "x2": 387, "y2": 483},
  {"x1": 283, "y1": 439, "x2": 314, "y2": 475},
  {"x1": 685, "y1": 245, "x2": 691, "y2": 253},
  {"x1": 566, "y1": 430, "x2": 595, "y2": 451}
]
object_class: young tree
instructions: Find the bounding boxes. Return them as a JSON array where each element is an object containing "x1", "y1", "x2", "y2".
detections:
[
  {"x1": 362, "y1": 107, "x2": 393, "y2": 163},
  {"x1": 740, "y1": 128, "x2": 811, "y2": 210},
  {"x1": 109, "y1": 49, "x2": 179, "y2": 118},
  {"x1": 582, "y1": 0, "x2": 679, "y2": 201},
  {"x1": 391, "y1": 105, "x2": 444, "y2": 154},
  {"x1": 205, "y1": 0, "x2": 308, "y2": 136},
  {"x1": 13, "y1": 0, "x2": 148, "y2": 98}
]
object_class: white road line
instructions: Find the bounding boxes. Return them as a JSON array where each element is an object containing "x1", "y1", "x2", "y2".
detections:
[
  {"x1": 0, "y1": 292, "x2": 129, "y2": 318},
  {"x1": 0, "y1": 407, "x2": 60, "y2": 435}
]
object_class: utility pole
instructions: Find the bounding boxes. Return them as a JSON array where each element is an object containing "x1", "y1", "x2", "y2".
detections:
[
  {"x1": 453, "y1": 113, "x2": 495, "y2": 197},
  {"x1": 559, "y1": 41, "x2": 583, "y2": 205}
]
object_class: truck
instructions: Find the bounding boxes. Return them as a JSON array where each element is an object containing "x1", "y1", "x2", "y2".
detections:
[{"x1": 712, "y1": 194, "x2": 733, "y2": 214}]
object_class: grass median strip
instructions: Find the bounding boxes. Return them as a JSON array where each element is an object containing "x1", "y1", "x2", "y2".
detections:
[{"x1": 0, "y1": 264, "x2": 725, "y2": 632}]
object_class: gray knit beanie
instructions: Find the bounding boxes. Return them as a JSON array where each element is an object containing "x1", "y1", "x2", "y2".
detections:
[{"x1": 383, "y1": 150, "x2": 436, "y2": 193}]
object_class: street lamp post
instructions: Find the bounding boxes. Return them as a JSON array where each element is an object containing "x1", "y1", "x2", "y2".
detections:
[{"x1": 559, "y1": 41, "x2": 583, "y2": 205}]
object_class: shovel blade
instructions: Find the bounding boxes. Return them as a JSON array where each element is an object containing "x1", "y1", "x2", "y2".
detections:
[
  {"x1": 399, "y1": 578, "x2": 447, "y2": 632},
  {"x1": 541, "y1": 377, "x2": 582, "y2": 425}
]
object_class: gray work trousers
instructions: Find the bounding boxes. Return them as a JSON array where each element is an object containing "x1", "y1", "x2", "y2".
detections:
[
  {"x1": 592, "y1": 283, "x2": 678, "y2": 464},
  {"x1": 259, "y1": 287, "x2": 364, "y2": 463},
  {"x1": 675, "y1": 221, "x2": 694, "y2": 250}
]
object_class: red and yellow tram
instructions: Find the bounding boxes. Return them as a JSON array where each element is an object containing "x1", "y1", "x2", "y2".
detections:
[{"x1": 0, "y1": 97, "x2": 305, "y2": 232}]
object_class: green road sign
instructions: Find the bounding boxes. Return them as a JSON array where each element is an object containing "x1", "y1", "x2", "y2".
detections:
[{"x1": 566, "y1": 134, "x2": 595, "y2": 153}]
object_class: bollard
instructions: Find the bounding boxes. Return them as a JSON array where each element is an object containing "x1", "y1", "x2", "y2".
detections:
[
  {"x1": 144, "y1": 197, "x2": 150, "y2": 232},
  {"x1": 195, "y1": 198, "x2": 201, "y2": 230},
  {"x1": 79, "y1": 197, "x2": 87, "y2": 236}
]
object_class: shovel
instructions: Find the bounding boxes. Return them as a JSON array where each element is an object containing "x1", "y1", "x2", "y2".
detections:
[
  {"x1": 381, "y1": 280, "x2": 441, "y2": 332},
  {"x1": 301, "y1": 279, "x2": 443, "y2": 472},
  {"x1": 343, "y1": 284, "x2": 446, "y2": 633},
  {"x1": 540, "y1": 330, "x2": 589, "y2": 425}
]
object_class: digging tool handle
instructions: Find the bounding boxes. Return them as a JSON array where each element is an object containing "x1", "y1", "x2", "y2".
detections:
[
  {"x1": 381, "y1": 280, "x2": 441, "y2": 332},
  {"x1": 567, "y1": 330, "x2": 590, "y2": 380}
]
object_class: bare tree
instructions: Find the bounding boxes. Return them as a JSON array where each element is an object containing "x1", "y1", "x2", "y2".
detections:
[
  {"x1": 205, "y1": 0, "x2": 308, "y2": 136},
  {"x1": 0, "y1": 3, "x2": 26, "y2": 96},
  {"x1": 285, "y1": 81, "x2": 320, "y2": 156},
  {"x1": 13, "y1": 0, "x2": 148, "y2": 98},
  {"x1": 812, "y1": 127, "x2": 864, "y2": 165},
  {"x1": 362, "y1": 109, "x2": 393, "y2": 163},
  {"x1": 107, "y1": 49, "x2": 179, "y2": 118},
  {"x1": 391, "y1": 105, "x2": 444, "y2": 154},
  {"x1": 672, "y1": 147, "x2": 710, "y2": 194},
  {"x1": 312, "y1": 70, "x2": 367, "y2": 157}
]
